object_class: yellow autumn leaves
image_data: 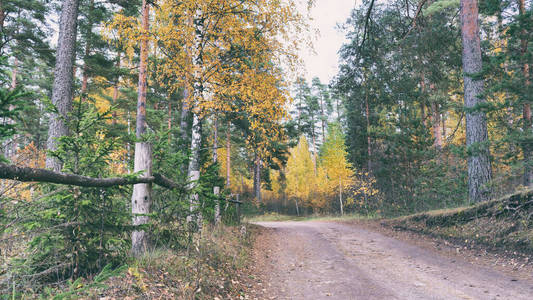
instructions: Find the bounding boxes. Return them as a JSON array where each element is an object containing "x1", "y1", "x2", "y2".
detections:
[
  {"x1": 106, "y1": 0, "x2": 307, "y2": 163},
  {"x1": 274, "y1": 125, "x2": 380, "y2": 213}
]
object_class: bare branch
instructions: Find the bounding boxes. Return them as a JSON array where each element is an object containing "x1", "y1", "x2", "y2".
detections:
[{"x1": 0, "y1": 163, "x2": 180, "y2": 189}]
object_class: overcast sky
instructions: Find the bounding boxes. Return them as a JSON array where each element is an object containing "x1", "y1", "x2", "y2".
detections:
[{"x1": 299, "y1": 0, "x2": 360, "y2": 85}]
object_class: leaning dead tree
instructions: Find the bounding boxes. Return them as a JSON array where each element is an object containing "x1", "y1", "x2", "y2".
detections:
[{"x1": 0, "y1": 163, "x2": 181, "y2": 190}]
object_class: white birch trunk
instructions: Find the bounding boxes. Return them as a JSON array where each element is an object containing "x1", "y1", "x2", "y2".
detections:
[
  {"x1": 339, "y1": 176, "x2": 344, "y2": 216},
  {"x1": 187, "y1": 112, "x2": 202, "y2": 228},
  {"x1": 214, "y1": 186, "x2": 221, "y2": 225}
]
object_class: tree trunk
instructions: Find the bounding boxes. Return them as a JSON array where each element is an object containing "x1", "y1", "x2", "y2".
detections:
[
  {"x1": 180, "y1": 87, "x2": 189, "y2": 143},
  {"x1": 187, "y1": 112, "x2": 202, "y2": 226},
  {"x1": 432, "y1": 101, "x2": 442, "y2": 149},
  {"x1": 80, "y1": 0, "x2": 94, "y2": 98},
  {"x1": 112, "y1": 53, "x2": 120, "y2": 125},
  {"x1": 131, "y1": 0, "x2": 152, "y2": 257},
  {"x1": 45, "y1": 0, "x2": 79, "y2": 172},
  {"x1": 80, "y1": 43, "x2": 89, "y2": 95},
  {"x1": 131, "y1": 143, "x2": 152, "y2": 256},
  {"x1": 339, "y1": 176, "x2": 344, "y2": 216},
  {"x1": 167, "y1": 100, "x2": 172, "y2": 128},
  {"x1": 212, "y1": 117, "x2": 220, "y2": 222},
  {"x1": 226, "y1": 123, "x2": 231, "y2": 188},
  {"x1": 213, "y1": 117, "x2": 218, "y2": 163},
  {"x1": 420, "y1": 76, "x2": 429, "y2": 128},
  {"x1": 214, "y1": 186, "x2": 221, "y2": 224},
  {"x1": 5, "y1": 57, "x2": 18, "y2": 158},
  {"x1": 461, "y1": 0, "x2": 492, "y2": 203},
  {"x1": 519, "y1": 0, "x2": 532, "y2": 187},
  {"x1": 254, "y1": 153, "x2": 261, "y2": 203},
  {"x1": 310, "y1": 121, "x2": 317, "y2": 175},
  {"x1": 319, "y1": 94, "x2": 326, "y2": 142},
  {"x1": 10, "y1": 57, "x2": 17, "y2": 90},
  {"x1": 365, "y1": 91, "x2": 372, "y2": 171}
]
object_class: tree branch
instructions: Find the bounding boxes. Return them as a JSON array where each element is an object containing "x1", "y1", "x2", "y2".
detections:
[
  {"x1": 360, "y1": 0, "x2": 375, "y2": 49},
  {"x1": 0, "y1": 163, "x2": 180, "y2": 189},
  {"x1": 401, "y1": 0, "x2": 429, "y2": 40}
]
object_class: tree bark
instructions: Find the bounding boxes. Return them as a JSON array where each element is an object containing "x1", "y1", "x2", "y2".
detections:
[
  {"x1": 214, "y1": 186, "x2": 221, "y2": 224},
  {"x1": 339, "y1": 176, "x2": 344, "y2": 216},
  {"x1": 80, "y1": 0, "x2": 94, "y2": 97},
  {"x1": 5, "y1": 57, "x2": 18, "y2": 158},
  {"x1": 45, "y1": 0, "x2": 79, "y2": 172},
  {"x1": 167, "y1": 101, "x2": 172, "y2": 132},
  {"x1": 319, "y1": 92, "x2": 326, "y2": 142},
  {"x1": 187, "y1": 112, "x2": 202, "y2": 225},
  {"x1": 311, "y1": 121, "x2": 317, "y2": 175},
  {"x1": 131, "y1": 0, "x2": 152, "y2": 257},
  {"x1": 226, "y1": 122, "x2": 231, "y2": 188},
  {"x1": 253, "y1": 153, "x2": 261, "y2": 202},
  {"x1": 180, "y1": 87, "x2": 189, "y2": 143},
  {"x1": 112, "y1": 53, "x2": 120, "y2": 125},
  {"x1": 519, "y1": 0, "x2": 532, "y2": 187},
  {"x1": 0, "y1": 162, "x2": 179, "y2": 188},
  {"x1": 365, "y1": 91, "x2": 372, "y2": 171},
  {"x1": 461, "y1": 0, "x2": 492, "y2": 203},
  {"x1": 432, "y1": 101, "x2": 442, "y2": 149},
  {"x1": 213, "y1": 117, "x2": 218, "y2": 163},
  {"x1": 10, "y1": 57, "x2": 17, "y2": 90}
]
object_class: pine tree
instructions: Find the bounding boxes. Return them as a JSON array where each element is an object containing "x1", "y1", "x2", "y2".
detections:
[
  {"x1": 46, "y1": 0, "x2": 80, "y2": 171},
  {"x1": 461, "y1": 0, "x2": 492, "y2": 202}
]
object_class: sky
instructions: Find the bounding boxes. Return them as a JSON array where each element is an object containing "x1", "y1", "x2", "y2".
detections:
[{"x1": 299, "y1": 0, "x2": 360, "y2": 84}]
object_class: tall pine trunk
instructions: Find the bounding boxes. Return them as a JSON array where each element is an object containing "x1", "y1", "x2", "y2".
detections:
[
  {"x1": 112, "y1": 53, "x2": 121, "y2": 125},
  {"x1": 5, "y1": 57, "x2": 18, "y2": 158},
  {"x1": 519, "y1": 0, "x2": 532, "y2": 186},
  {"x1": 461, "y1": 0, "x2": 492, "y2": 202},
  {"x1": 365, "y1": 91, "x2": 372, "y2": 171},
  {"x1": 131, "y1": 0, "x2": 152, "y2": 257},
  {"x1": 45, "y1": 0, "x2": 79, "y2": 171}
]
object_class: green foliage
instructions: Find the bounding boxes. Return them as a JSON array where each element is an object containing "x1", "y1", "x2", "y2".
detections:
[
  {"x1": 0, "y1": 86, "x2": 26, "y2": 143},
  {"x1": 49, "y1": 264, "x2": 127, "y2": 300},
  {"x1": 10, "y1": 101, "x2": 130, "y2": 285},
  {"x1": 334, "y1": 0, "x2": 467, "y2": 215},
  {"x1": 423, "y1": 0, "x2": 459, "y2": 16}
]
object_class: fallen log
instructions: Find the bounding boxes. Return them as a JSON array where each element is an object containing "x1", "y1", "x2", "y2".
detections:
[{"x1": 0, "y1": 162, "x2": 180, "y2": 189}]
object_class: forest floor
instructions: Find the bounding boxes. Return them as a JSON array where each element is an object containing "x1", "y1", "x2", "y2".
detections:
[{"x1": 245, "y1": 220, "x2": 533, "y2": 300}]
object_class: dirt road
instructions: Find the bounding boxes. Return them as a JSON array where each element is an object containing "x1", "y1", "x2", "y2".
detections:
[{"x1": 251, "y1": 221, "x2": 533, "y2": 300}]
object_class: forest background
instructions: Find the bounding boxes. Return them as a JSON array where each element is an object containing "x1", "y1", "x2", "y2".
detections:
[{"x1": 0, "y1": 0, "x2": 531, "y2": 295}]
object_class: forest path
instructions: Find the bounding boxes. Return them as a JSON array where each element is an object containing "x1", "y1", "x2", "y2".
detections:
[{"x1": 250, "y1": 221, "x2": 533, "y2": 300}]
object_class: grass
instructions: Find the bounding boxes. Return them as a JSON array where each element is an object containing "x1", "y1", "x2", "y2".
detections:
[
  {"x1": 3, "y1": 224, "x2": 257, "y2": 300},
  {"x1": 244, "y1": 211, "x2": 379, "y2": 223},
  {"x1": 383, "y1": 189, "x2": 533, "y2": 256}
]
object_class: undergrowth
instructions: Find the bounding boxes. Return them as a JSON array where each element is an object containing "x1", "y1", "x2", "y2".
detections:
[
  {"x1": 384, "y1": 189, "x2": 533, "y2": 256},
  {"x1": 1, "y1": 224, "x2": 255, "y2": 299}
]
